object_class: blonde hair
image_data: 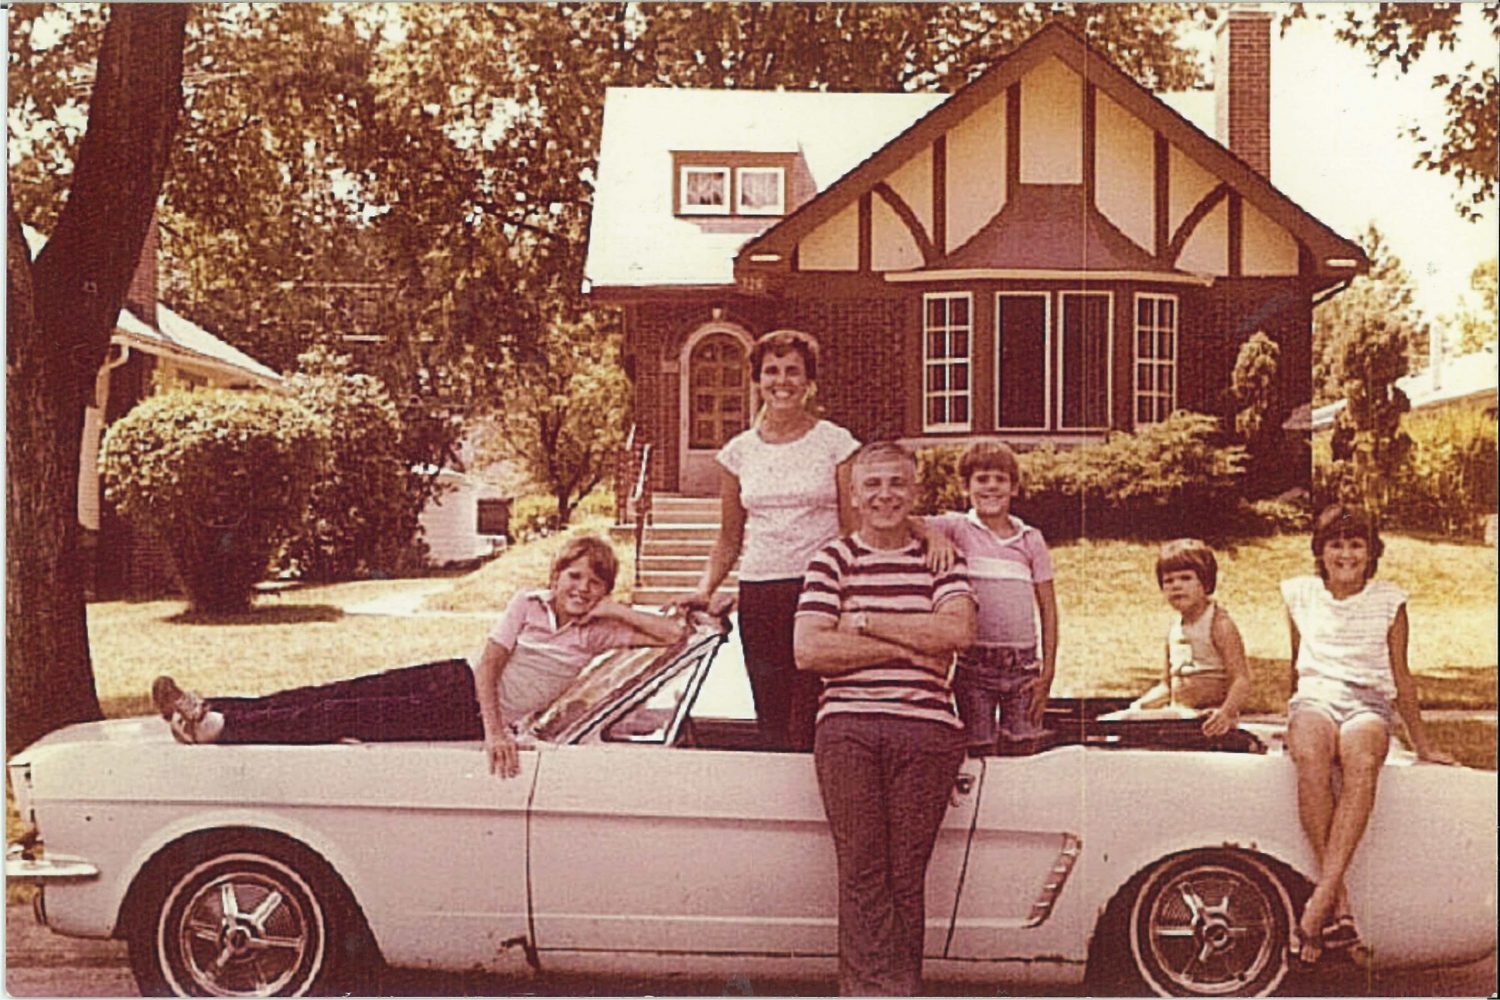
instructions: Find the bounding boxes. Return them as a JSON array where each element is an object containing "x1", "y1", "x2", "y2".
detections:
[{"x1": 549, "y1": 534, "x2": 619, "y2": 590}]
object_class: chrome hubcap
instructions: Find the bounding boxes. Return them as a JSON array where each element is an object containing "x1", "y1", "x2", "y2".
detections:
[
  {"x1": 1146, "y1": 865, "x2": 1277, "y2": 995},
  {"x1": 178, "y1": 872, "x2": 312, "y2": 996}
]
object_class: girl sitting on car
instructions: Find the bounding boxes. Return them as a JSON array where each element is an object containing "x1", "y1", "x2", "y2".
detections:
[
  {"x1": 1283, "y1": 503, "x2": 1454, "y2": 962},
  {"x1": 151, "y1": 534, "x2": 686, "y2": 780}
]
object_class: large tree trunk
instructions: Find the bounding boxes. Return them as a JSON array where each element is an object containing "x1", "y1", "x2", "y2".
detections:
[{"x1": 6, "y1": 5, "x2": 188, "y2": 754}]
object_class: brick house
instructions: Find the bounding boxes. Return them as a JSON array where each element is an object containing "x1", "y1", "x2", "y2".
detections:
[{"x1": 585, "y1": 14, "x2": 1369, "y2": 497}]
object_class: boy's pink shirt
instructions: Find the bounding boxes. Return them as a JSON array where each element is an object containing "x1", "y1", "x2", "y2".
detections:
[{"x1": 927, "y1": 510, "x2": 1053, "y2": 649}]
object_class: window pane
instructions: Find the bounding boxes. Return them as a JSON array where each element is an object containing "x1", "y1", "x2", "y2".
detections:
[
  {"x1": 738, "y1": 169, "x2": 782, "y2": 212},
  {"x1": 997, "y1": 295, "x2": 1047, "y2": 429},
  {"x1": 951, "y1": 297, "x2": 969, "y2": 325},
  {"x1": 952, "y1": 364, "x2": 969, "y2": 391},
  {"x1": 928, "y1": 366, "x2": 947, "y2": 392},
  {"x1": 928, "y1": 397, "x2": 946, "y2": 425},
  {"x1": 1062, "y1": 294, "x2": 1109, "y2": 429},
  {"x1": 927, "y1": 298, "x2": 945, "y2": 327},
  {"x1": 685, "y1": 170, "x2": 725, "y2": 206},
  {"x1": 953, "y1": 397, "x2": 969, "y2": 424},
  {"x1": 952, "y1": 330, "x2": 969, "y2": 357}
]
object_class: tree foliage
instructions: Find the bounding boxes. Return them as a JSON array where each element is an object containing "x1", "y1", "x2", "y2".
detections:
[
  {"x1": 1327, "y1": 311, "x2": 1413, "y2": 513},
  {"x1": 486, "y1": 313, "x2": 632, "y2": 527},
  {"x1": 100, "y1": 389, "x2": 327, "y2": 613},
  {"x1": 6, "y1": 4, "x2": 187, "y2": 753},
  {"x1": 1228, "y1": 330, "x2": 1285, "y2": 493},
  {"x1": 1298, "y1": 3, "x2": 1499, "y2": 220},
  {"x1": 1313, "y1": 224, "x2": 1428, "y2": 405},
  {"x1": 281, "y1": 347, "x2": 419, "y2": 582},
  {"x1": 1452, "y1": 256, "x2": 1498, "y2": 353}
]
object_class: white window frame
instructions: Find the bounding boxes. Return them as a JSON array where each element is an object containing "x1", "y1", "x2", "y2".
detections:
[
  {"x1": 679, "y1": 166, "x2": 730, "y2": 215},
  {"x1": 922, "y1": 291, "x2": 974, "y2": 433},
  {"x1": 994, "y1": 291, "x2": 1052, "y2": 432},
  {"x1": 1133, "y1": 292, "x2": 1178, "y2": 427},
  {"x1": 1056, "y1": 290, "x2": 1113, "y2": 432},
  {"x1": 735, "y1": 166, "x2": 785, "y2": 215}
]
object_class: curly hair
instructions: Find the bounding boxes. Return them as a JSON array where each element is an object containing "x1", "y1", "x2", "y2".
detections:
[{"x1": 748, "y1": 328, "x2": 820, "y2": 382}]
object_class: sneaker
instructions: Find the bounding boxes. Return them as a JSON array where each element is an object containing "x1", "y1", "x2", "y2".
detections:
[{"x1": 152, "y1": 676, "x2": 206, "y2": 723}]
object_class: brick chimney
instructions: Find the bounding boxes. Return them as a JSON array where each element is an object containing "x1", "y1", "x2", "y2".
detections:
[
  {"x1": 121, "y1": 211, "x2": 159, "y2": 329},
  {"x1": 1214, "y1": 6, "x2": 1272, "y2": 178}
]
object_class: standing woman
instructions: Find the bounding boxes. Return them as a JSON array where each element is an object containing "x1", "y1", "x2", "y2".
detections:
[
  {"x1": 679, "y1": 329, "x2": 859, "y2": 751},
  {"x1": 1282, "y1": 503, "x2": 1454, "y2": 962}
]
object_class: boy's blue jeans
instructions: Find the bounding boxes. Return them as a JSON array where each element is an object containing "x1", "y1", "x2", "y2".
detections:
[{"x1": 953, "y1": 645, "x2": 1044, "y2": 748}]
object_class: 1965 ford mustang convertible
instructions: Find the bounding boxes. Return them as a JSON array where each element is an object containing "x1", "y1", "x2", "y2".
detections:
[{"x1": 8, "y1": 618, "x2": 1497, "y2": 997}]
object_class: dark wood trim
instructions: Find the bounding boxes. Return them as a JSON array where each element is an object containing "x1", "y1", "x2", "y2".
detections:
[
  {"x1": 733, "y1": 21, "x2": 1366, "y2": 274},
  {"x1": 1165, "y1": 182, "x2": 1229, "y2": 264},
  {"x1": 858, "y1": 193, "x2": 873, "y2": 272},
  {"x1": 1006, "y1": 82, "x2": 1021, "y2": 194},
  {"x1": 1154, "y1": 133, "x2": 1169, "y2": 260},
  {"x1": 873, "y1": 182, "x2": 937, "y2": 266},
  {"x1": 1228, "y1": 192, "x2": 1243, "y2": 277},
  {"x1": 932, "y1": 136, "x2": 947, "y2": 255},
  {"x1": 1083, "y1": 83, "x2": 1097, "y2": 206},
  {"x1": 790, "y1": 243, "x2": 800, "y2": 273}
]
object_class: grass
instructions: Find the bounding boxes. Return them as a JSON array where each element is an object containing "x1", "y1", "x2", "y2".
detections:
[
  {"x1": 1050, "y1": 534, "x2": 1497, "y2": 715},
  {"x1": 428, "y1": 514, "x2": 633, "y2": 613}
]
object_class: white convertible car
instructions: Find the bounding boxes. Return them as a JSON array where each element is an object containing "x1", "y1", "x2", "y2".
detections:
[{"x1": 8, "y1": 619, "x2": 1497, "y2": 998}]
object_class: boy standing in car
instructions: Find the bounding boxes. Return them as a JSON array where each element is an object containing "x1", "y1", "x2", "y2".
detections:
[{"x1": 794, "y1": 441, "x2": 975, "y2": 996}]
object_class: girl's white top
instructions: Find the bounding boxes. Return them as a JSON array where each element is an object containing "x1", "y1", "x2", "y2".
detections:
[
  {"x1": 716, "y1": 419, "x2": 859, "y2": 581},
  {"x1": 1281, "y1": 575, "x2": 1407, "y2": 700}
]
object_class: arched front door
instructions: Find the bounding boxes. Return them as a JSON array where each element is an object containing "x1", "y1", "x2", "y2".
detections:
[{"x1": 679, "y1": 326, "x2": 752, "y2": 496}]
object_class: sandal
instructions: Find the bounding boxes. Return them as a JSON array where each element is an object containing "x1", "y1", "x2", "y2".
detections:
[
  {"x1": 1323, "y1": 914, "x2": 1360, "y2": 951},
  {"x1": 1289, "y1": 926, "x2": 1323, "y2": 966}
]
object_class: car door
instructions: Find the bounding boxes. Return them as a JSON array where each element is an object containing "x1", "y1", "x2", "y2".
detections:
[
  {"x1": 321, "y1": 740, "x2": 535, "y2": 973},
  {"x1": 943, "y1": 745, "x2": 1090, "y2": 962},
  {"x1": 526, "y1": 640, "x2": 982, "y2": 959}
]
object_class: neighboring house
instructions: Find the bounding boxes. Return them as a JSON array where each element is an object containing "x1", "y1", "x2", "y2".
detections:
[
  {"x1": 414, "y1": 435, "x2": 511, "y2": 567},
  {"x1": 24, "y1": 221, "x2": 281, "y2": 598},
  {"x1": 1305, "y1": 344, "x2": 1499, "y2": 432},
  {"x1": 586, "y1": 13, "x2": 1369, "y2": 496}
]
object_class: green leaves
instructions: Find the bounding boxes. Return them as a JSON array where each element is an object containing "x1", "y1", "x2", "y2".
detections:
[{"x1": 99, "y1": 388, "x2": 327, "y2": 612}]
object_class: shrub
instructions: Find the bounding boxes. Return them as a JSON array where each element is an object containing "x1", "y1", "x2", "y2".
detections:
[
  {"x1": 1386, "y1": 406, "x2": 1498, "y2": 537},
  {"x1": 509, "y1": 494, "x2": 560, "y2": 541},
  {"x1": 280, "y1": 348, "x2": 417, "y2": 581},
  {"x1": 100, "y1": 389, "x2": 327, "y2": 613},
  {"x1": 915, "y1": 412, "x2": 1248, "y2": 540},
  {"x1": 575, "y1": 485, "x2": 617, "y2": 522}
]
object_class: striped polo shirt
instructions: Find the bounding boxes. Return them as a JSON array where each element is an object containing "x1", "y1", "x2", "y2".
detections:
[
  {"x1": 927, "y1": 511, "x2": 1053, "y2": 649},
  {"x1": 796, "y1": 534, "x2": 974, "y2": 728},
  {"x1": 1281, "y1": 576, "x2": 1406, "y2": 701}
]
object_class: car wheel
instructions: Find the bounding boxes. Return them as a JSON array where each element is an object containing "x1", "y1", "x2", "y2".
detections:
[
  {"x1": 1118, "y1": 850, "x2": 1295, "y2": 998},
  {"x1": 126, "y1": 832, "x2": 368, "y2": 997}
]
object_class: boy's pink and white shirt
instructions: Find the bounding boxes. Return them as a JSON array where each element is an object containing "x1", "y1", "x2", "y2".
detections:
[
  {"x1": 479, "y1": 589, "x2": 639, "y2": 723},
  {"x1": 926, "y1": 511, "x2": 1053, "y2": 649}
]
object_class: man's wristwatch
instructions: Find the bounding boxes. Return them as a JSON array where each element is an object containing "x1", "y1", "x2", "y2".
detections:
[{"x1": 852, "y1": 610, "x2": 870, "y2": 634}]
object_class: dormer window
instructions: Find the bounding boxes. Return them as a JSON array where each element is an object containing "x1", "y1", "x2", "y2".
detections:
[
  {"x1": 673, "y1": 152, "x2": 793, "y2": 218},
  {"x1": 680, "y1": 166, "x2": 730, "y2": 215},
  {"x1": 736, "y1": 167, "x2": 785, "y2": 215}
]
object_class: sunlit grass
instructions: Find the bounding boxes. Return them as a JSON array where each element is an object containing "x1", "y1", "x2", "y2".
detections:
[{"x1": 428, "y1": 514, "x2": 634, "y2": 613}]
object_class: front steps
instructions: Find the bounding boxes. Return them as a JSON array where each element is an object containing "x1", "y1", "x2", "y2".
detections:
[{"x1": 613, "y1": 495, "x2": 736, "y2": 606}]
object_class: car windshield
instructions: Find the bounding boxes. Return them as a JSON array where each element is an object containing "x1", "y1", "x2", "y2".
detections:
[{"x1": 529, "y1": 645, "x2": 678, "y2": 743}]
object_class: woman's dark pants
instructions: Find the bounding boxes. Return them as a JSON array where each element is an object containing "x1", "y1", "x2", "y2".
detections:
[{"x1": 737, "y1": 578, "x2": 821, "y2": 751}]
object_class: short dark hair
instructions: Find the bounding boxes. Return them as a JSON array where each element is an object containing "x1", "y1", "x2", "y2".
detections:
[
  {"x1": 958, "y1": 440, "x2": 1021, "y2": 489},
  {"x1": 550, "y1": 533, "x2": 619, "y2": 591},
  {"x1": 1156, "y1": 538, "x2": 1218, "y2": 594},
  {"x1": 1311, "y1": 503, "x2": 1384, "y2": 580},
  {"x1": 749, "y1": 328, "x2": 820, "y2": 382}
]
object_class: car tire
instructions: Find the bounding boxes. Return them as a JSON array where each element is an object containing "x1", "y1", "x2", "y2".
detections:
[
  {"x1": 1109, "y1": 849, "x2": 1295, "y2": 998},
  {"x1": 125, "y1": 831, "x2": 371, "y2": 997}
]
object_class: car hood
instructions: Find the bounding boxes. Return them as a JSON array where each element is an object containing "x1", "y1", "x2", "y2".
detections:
[{"x1": 10, "y1": 716, "x2": 172, "y2": 765}]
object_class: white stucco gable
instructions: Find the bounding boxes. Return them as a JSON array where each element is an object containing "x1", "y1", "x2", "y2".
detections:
[{"x1": 585, "y1": 87, "x2": 944, "y2": 289}]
